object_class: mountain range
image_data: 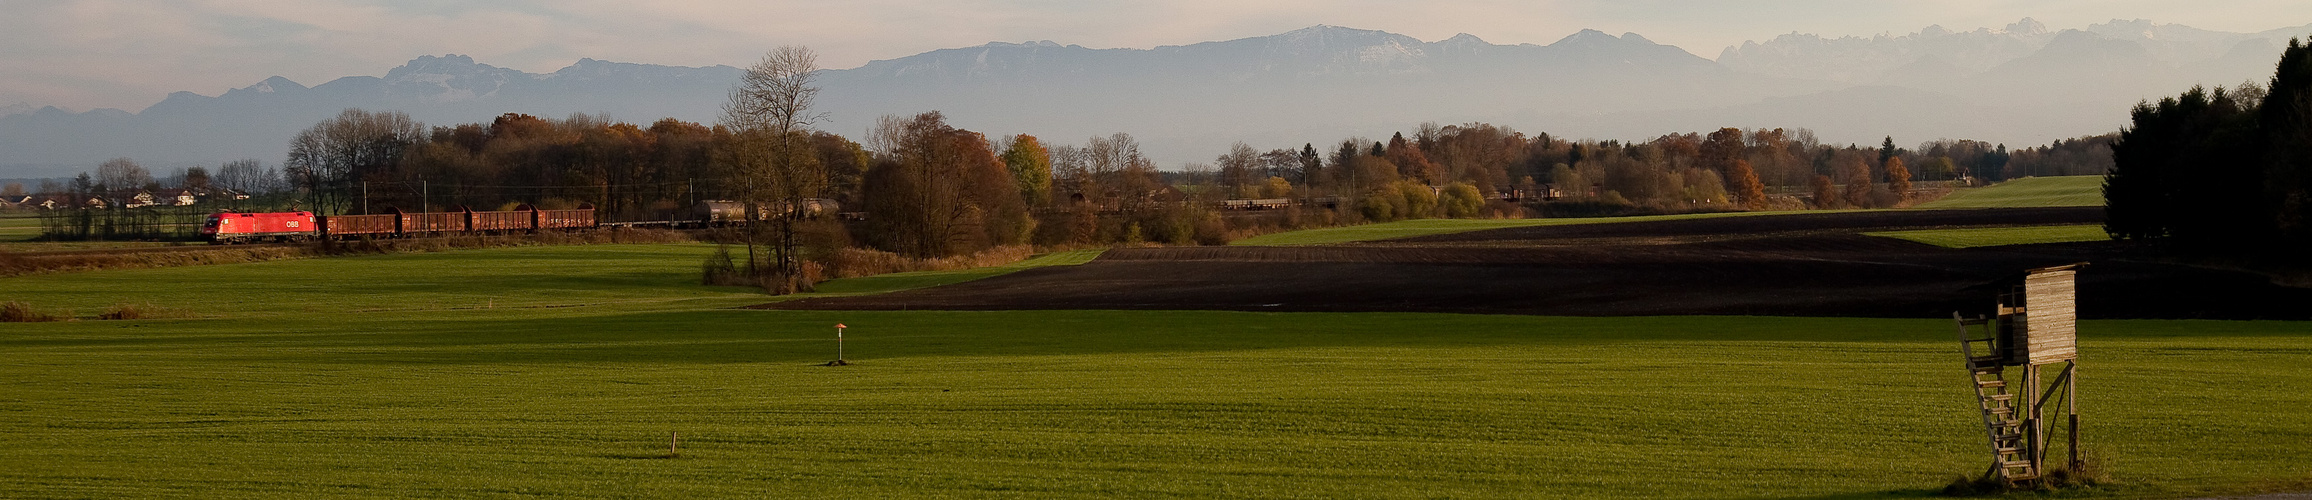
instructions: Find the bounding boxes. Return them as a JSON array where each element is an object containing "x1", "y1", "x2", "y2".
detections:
[{"x1": 4, "y1": 18, "x2": 2308, "y2": 178}]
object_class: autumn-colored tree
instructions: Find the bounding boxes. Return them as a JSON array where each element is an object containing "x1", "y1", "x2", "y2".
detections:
[
  {"x1": 1259, "y1": 176, "x2": 1293, "y2": 199},
  {"x1": 1810, "y1": 175, "x2": 1841, "y2": 209},
  {"x1": 1699, "y1": 127, "x2": 1744, "y2": 171},
  {"x1": 1884, "y1": 156, "x2": 1913, "y2": 201},
  {"x1": 1216, "y1": 142, "x2": 1262, "y2": 198},
  {"x1": 1842, "y1": 155, "x2": 1874, "y2": 208},
  {"x1": 1440, "y1": 182, "x2": 1485, "y2": 218},
  {"x1": 1386, "y1": 133, "x2": 1438, "y2": 184},
  {"x1": 1429, "y1": 123, "x2": 1525, "y2": 192},
  {"x1": 999, "y1": 134, "x2": 1052, "y2": 207},
  {"x1": 861, "y1": 112, "x2": 1029, "y2": 258},
  {"x1": 1678, "y1": 168, "x2": 1728, "y2": 204},
  {"x1": 1728, "y1": 159, "x2": 1768, "y2": 210},
  {"x1": 1397, "y1": 179, "x2": 1437, "y2": 218},
  {"x1": 1700, "y1": 127, "x2": 1767, "y2": 208}
]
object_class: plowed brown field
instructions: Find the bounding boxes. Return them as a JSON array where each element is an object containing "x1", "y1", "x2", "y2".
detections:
[{"x1": 771, "y1": 207, "x2": 2312, "y2": 319}]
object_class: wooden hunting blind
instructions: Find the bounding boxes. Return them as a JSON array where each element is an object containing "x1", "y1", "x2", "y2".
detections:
[
  {"x1": 1993, "y1": 264, "x2": 2081, "y2": 366},
  {"x1": 1955, "y1": 262, "x2": 2087, "y2": 486}
]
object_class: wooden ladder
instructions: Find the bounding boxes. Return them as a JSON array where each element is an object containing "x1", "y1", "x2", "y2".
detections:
[{"x1": 1956, "y1": 313, "x2": 2038, "y2": 482}]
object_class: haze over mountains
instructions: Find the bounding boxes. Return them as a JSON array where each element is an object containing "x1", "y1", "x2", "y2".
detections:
[{"x1": 3, "y1": 18, "x2": 2306, "y2": 178}]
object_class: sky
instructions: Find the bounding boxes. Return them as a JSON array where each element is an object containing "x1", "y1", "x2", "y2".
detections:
[{"x1": 4, "y1": 0, "x2": 2309, "y2": 113}]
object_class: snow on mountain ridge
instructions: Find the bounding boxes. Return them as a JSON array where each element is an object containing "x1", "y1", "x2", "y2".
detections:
[{"x1": 1720, "y1": 17, "x2": 2307, "y2": 84}]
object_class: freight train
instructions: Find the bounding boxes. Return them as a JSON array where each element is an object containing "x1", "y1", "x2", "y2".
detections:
[{"x1": 201, "y1": 204, "x2": 597, "y2": 244}]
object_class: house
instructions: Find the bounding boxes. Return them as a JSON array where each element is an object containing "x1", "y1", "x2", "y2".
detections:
[
  {"x1": 153, "y1": 188, "x2": 197, "y2": 206},
  {"x1": 205, "y1": 188, "x2": 251, "y2": 202},
  {"x1": 108, "y1": 189, "x2": 156, "y2": 209},
  {"x1": 28, "y1": 194, "x2": 70, "y2": 210}
]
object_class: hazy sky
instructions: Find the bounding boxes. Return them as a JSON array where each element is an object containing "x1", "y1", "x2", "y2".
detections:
[{"x1": 5, "y1": 0, "x2": 2308, "y2": 112}]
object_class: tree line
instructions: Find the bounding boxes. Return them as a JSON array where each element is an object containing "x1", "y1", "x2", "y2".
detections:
[
  {"x1": 18, "y1": 43, "x2": 2132, "y2": 290},
  {"x1": 2106, "y1": 36, "x2": 2312, "y2": 254}
]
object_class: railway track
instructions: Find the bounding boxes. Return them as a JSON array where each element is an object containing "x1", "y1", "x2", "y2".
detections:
[{"x1": 3, "y1": 242, "x2": 301, "y2": 258}]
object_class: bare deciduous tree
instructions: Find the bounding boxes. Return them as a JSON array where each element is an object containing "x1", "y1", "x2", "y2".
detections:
[
  {"x1": 285, "y1": 109, "x2": 425, "y2": 214},
  {"x1": 95, "y1": 158, "x2": 153, "y2": 192},
  {"x1": 719, "y1": 45, "x2": 830, "y2": 292}
]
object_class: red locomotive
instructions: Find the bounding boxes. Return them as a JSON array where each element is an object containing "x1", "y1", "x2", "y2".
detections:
[
  {"x1": 201, "y1": 211, "x2": 317, "y2": 244},
  {"x1": 202, "y1": 204, "x2": 596, "y2": 244}
]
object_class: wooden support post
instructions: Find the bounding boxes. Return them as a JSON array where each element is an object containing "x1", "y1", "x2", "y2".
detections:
[
  {"x1": 2066, "y1": 361, "x2": 2081, "y2": 473},
  {"x1": 2024, "y1": 363, "x2": 2041, "y2": 481}
]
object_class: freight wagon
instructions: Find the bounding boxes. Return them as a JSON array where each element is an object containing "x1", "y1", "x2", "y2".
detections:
[{"x1": 204, "y1": 204, "x2": 599, "y2": 244}]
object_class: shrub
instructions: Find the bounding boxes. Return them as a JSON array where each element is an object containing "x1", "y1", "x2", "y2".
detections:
[
  {"x1": 1441, "y1": 182, "x2": 1485, "y2": 218},
  {"x1": 2, "y1": 302, "x2": 61, "y2": 322},
  {"x1": 1397, "y1": 181, "x2": 1439, "y2": 219},
  {"x1": 700, "y1": 245, "x2": 746, "y2": 286},
  {"x1": 1361, "y1": 189, "x2": 1404, "y2": 222},
  {"x1": 98, "y1": 304, "x2": 144, "y2": 320}
]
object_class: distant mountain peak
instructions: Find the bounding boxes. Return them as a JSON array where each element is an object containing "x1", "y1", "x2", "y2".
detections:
[
  {"x1": 214, "y1": 76, "x2": 308, "y2": 100},
  {"x1": 250, "y1": 76, "x2": 305, "y2": 93},
  {"x1": 2004, "y1": 17, "x2": 2048, "y2": 36},
  {"x1": 1441, "y1": 33, "x2": 1487, "y2": 44},
  {"x1": 386, "y1": 54, "x2": 503, "y2": 79},
  {"x1": 1556, "y1": 29, "x2": 1616, "y2": 44},
  {"x1": 980, "y1": 40, "x2": 1067, "y2": 49},
  {"x1": 1286, "y1": 24, "x2": 1364, "y2": 35}
]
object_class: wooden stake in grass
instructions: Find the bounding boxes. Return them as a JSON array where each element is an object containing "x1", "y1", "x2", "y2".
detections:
[
  {"x1": 830, "y1": 323, "x2": 848, "y2": 366},
  {"x1": 670, "y1": 431, "x2": 679, "y2": 458}
]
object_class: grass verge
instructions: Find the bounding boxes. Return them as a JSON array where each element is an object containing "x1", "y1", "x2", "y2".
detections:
[
  {"x1": 795, "y1": 248, "x2": 1106, "y2": 298},
  {"x1": 1916, "y1": 176, "x2": 2104, "y2": 208},
  {"x1": 1231, "y1": 211, "x2": 1807, "y2": 246},
  {"x1": 1866, "y1": 224, "x2": 2112, "y2": 248}
]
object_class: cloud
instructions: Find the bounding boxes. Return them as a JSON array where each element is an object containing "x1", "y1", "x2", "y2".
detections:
[{"x1": 1, "y1": 0, "x2": 2303, "y2": 112}]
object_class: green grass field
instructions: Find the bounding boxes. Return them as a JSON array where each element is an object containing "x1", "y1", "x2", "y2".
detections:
[
  {"x1": 1231, "y1": 211, "x2": 1814, "y2": 246},
  {"x1": 796, "y1": 248, "x2": 1105, "y2": 299},
  {"x1": 1915, "y1": 176, "x2": 2105, "y2": 208},
  {"x1": 4, "y1": 244, "x2": 2309, "y2": 498},
  {"x1": 0, "y1": 211, "x2": 43, "y2": 242},
  {"x1": 1867, "y1": 224, "x2": 2113, "y2": 248}
]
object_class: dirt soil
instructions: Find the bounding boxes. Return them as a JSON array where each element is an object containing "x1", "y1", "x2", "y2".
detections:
[{"x1": 769, "y1": 207, "x2": 2312, "y2": 319}]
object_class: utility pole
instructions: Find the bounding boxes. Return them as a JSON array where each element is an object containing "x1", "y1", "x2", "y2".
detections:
[
  {"x1": 361, "y1": 181, "x2": 368, "y2": 215},
  {"x1": 422, "y1": 180, "x2": 428, "y2": 212}
]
